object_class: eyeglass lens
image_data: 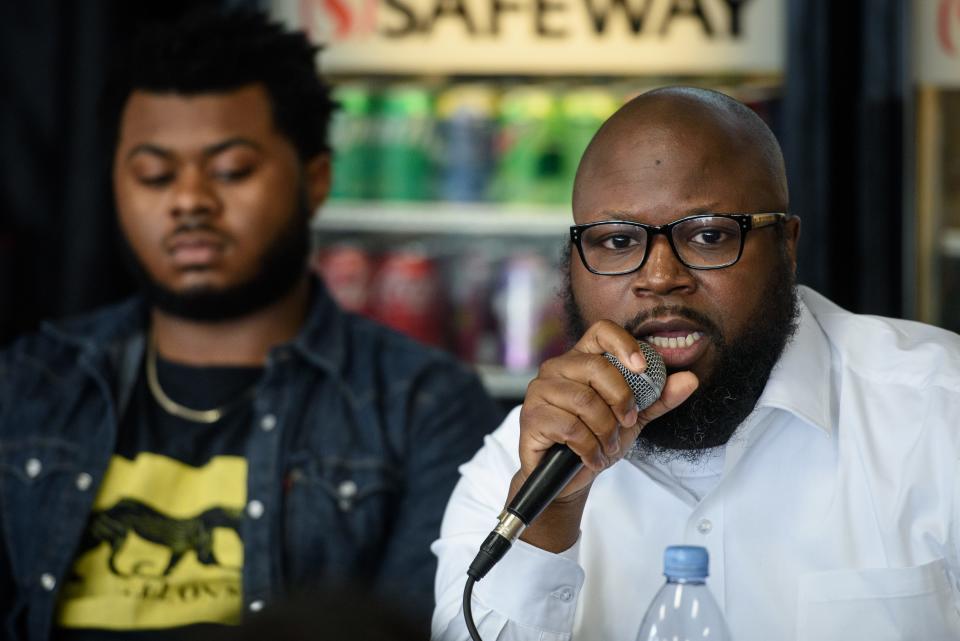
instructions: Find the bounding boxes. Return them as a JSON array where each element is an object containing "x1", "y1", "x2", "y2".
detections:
[{"x1": 580, "y1": 217, "x2": 743, "y2": 272}]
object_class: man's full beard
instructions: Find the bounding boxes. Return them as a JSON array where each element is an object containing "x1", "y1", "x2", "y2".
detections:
[
  {"x1": 120, "y1": 199, "x2": 311, "y2": 323},
  {"x1": 562, "y1": 244, "x2": 800, "y2": 464}
]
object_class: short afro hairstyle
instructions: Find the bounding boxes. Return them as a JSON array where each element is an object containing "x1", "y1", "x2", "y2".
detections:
[{"x1": 100, "y1": 7, "x2": 335, "y2": 163}]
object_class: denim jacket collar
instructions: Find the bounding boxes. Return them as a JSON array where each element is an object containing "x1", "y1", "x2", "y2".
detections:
[{"x1": 40, "y1": 279, "x2": 346, "y2": 372}]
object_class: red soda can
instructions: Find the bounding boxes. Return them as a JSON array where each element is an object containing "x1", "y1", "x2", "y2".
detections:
[
  {"x1": 311, "y1": 244, "x2": 375, "y2": 316},
  {"x1": 371, "y1": 250, "x2": 446, "y2": 347}
]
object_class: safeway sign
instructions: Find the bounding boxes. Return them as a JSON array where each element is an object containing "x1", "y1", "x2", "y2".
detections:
[
  {"x1": 270, "y1": 0, "x2": 784, "y2": 74},
  {"x1": 916, "y1": 0, "x2": 960, "y2": 86}
]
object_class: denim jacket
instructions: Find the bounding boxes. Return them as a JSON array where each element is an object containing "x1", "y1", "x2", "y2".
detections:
[{"x1": 0, "y1": 282, "x2": 502, "y2": 641}]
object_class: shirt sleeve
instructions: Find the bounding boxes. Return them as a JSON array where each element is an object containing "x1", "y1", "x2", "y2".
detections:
[{"x1": 432, "y1": 407, "x2": 586, "y2": 641}]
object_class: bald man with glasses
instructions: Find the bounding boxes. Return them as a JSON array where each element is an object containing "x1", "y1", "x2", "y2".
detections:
[{"x1": 432, "y1": 86, "x2": 960, "y2": 641}]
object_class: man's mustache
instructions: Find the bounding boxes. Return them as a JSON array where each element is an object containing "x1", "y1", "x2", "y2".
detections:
[
  {"x1": 165, "y1": 215, "x2": 229, "y2": 246},
  {"x1": 624, "y1": 305, "x2": 723, "y2": 344}
]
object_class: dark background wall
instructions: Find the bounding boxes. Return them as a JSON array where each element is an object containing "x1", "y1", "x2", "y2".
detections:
[
  {"x1": 0, "y1": 1, "x2": 227, "y2": 346},
  {"x1": 0, "y1": 0, "x2": 909, "y2": 347},
  {"x1": 783, "y1": 0, "x2": 908, "y2": 318}
]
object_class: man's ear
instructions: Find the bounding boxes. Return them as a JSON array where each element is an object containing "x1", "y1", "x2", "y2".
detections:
[
  {"x1": 785, "y1": 215, "x2": 801, "y2": 272},
  {"x1": 304, "y1": 154, "x2": 332, "y2": 213}
]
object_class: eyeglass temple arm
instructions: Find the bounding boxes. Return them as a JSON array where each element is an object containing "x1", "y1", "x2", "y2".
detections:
[{"x1": 750, "y1": 213, "x2": 787, "y2": 228}]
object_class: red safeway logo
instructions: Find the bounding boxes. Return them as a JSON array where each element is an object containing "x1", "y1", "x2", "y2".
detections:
[
  {"x1": 939, "y1": 0, "x2": 960, "y2": 55},
  {"x1": 298, "y1": 0, "x2": 378, "y2": 41}
]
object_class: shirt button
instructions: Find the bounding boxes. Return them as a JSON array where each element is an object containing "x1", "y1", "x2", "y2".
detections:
[
  {"x1": 553, "y1": 586, "x2": 574, "y2": 602},
  {"x1": 247, "y1": 500, "x2": 265, "y2": 519},
  {"x1": 697, "y1": 518, "x2": 713, "y2": 535},
  {"x1": 25, "y1": 458, "x2": 42, "y2": 479},
  {"x1": 260, "y1": 414, "x2": 277, "y2": 432},
  {"x1": 75, "y1": 473, "x2": 93, "y2": 491},
  {"x1": 249, "y1": 600, "x2": 265, "y2": 612},
  {"x1": 40, "y1": 573, "x2": 56, "y2": 591}
]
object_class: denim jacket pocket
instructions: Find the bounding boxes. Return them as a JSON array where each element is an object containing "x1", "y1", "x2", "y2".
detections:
[
  {"x1": 282, "y1": 454, "x2": 402, "y2": 585},
  {"x1": 0, "y1": 437, "x2": 90, "y2": 581}
]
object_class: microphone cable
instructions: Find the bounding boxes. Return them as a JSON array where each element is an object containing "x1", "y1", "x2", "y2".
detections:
[{"x1": 464, "y1": 577, "x2": 481, "y2": 641}]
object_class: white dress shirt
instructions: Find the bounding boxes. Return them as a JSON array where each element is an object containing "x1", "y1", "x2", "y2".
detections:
[{"x1": 433, "y1": 286, "x2": 960, "y2": 641}]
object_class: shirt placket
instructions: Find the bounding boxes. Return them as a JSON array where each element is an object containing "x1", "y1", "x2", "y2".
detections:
[
  {"x1": 685, "y1": 497, "x2": 726, "y2": 611},
  {"x1": 241, "y1": 349, "x2": 291, "y2": 615}
]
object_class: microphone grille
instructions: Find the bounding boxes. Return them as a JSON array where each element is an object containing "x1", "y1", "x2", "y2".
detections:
[{"x1": 603, "y1": 341, "x2": 666, "y2": 411}]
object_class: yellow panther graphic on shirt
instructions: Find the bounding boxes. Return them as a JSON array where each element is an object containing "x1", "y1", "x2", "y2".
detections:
[{"x1": 56, "y1": 452, "x2": 246, "y2": 629}]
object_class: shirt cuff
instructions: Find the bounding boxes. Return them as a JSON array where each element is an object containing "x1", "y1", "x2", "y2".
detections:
[{"x1": 471, "y1": 538, "x2": 586, "y2": 634}]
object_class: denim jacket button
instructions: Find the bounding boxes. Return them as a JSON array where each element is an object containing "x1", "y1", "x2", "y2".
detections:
[
  {"x1": 75, "y1": 473, "x2": 93, "y2": 491},
  {"x1": 247, "y1": 500, "x2": 265, "y2": 519},
  {"x1": 336, "y1": 480, "x2": 358, "y2": 511},
  {"x1": 337, "y1": 480, "x2": 358, "y2": 499},
  {"x1": 25, "y1": 458, "x2": 42, "y2": 479},
  {"x1": 41, "y1": 573, "x2": 56, "y2": 591},
  {"x1": 260, "y1": 414, "x2": 277, "y2": 432}
]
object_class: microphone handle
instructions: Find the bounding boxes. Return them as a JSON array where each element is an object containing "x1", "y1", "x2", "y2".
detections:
[
  {"x1": 505, "y1": 443, "x2": 582, "y2": 526},
  {"x1": 467, "y1": 443, "x2": 581, "y2": 582}
]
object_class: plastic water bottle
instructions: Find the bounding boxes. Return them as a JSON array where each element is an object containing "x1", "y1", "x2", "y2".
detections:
[{"x1": 636, "y1": 546, "x2": 731, "y2": 641}]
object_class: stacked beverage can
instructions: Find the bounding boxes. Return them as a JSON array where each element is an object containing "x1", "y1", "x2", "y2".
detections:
[
  {"x1": 435, "y1": 84, "x2": 498, "y2": 202},
  {"x1": 370, "y1": 248, "x2": 446, "y2": 347},
  {"x1": 374, "y1": 85, "x2": 436, "y2": 201},
  {"x1": 495, "y1": 252, "x2": 565, "y2": 371},
  {"x1": 447, "y1": 251, "x2": 500, "y2": 365},
  {"x1": 329, "y1": 83, "x2": 376, "y2": 200},
  {"x1": 311, "y1": 244, "x2": 376, "y2": 315}
]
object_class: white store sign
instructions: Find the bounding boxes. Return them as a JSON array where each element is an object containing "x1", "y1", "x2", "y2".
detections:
[
  {"x1": 270, "y1": 0, "x2": 784, "y2": 75},
  {"x1": 915, "y1": 0, "x2": 960, "y2": 86}
]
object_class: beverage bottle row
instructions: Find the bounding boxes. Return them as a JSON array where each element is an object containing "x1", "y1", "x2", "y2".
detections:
[
  {"x1": 311, "y1": 243, "x2": 568, "y2": 372},
  {"x1": 329, "y1": 81, "x2": 622, "y2": 204},
  {"x1": 328, "y1": 80, "x2": 781, "y2": 206}
]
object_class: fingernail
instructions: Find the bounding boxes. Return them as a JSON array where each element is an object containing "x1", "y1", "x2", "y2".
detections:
[
  {"x1": 624, "y1": 407, "x2": 638, "y2": 427},
  {"x1": 630, "y1": 351, "x2": 646, "y2": 372}
]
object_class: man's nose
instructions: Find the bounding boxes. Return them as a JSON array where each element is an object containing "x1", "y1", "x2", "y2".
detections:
[
  {"x1": 170, "y1": 166, "x2": 218, "y2": 219},
  {"x1": 630, "y1": 235, "x2": 696, "y2": 297}
]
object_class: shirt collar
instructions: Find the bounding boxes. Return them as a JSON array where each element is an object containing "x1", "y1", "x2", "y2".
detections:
[
  {"x1": 752, "y1": 285, "x2": 834, "y2": 438},
  {"x1": 287, "y1": 279, "x2": 348, "y2": 375}
]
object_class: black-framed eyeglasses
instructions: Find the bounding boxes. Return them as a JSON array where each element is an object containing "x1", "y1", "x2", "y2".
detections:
[{"x1": 570, "y1": 213, "x2": 788, "y2": 275}]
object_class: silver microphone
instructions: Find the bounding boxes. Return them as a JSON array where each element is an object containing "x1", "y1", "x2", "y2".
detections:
[{"x1": 603, "y1": 340, "x2": 667, "y2": 411}]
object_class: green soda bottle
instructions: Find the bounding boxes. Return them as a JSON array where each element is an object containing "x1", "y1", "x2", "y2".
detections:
[
  {"x1": 329, "y1": 83, "x2": 376, "y2": 201},
  {"x1": 559, "y1": 86, "x2": 620, "y2": 200},
  {"x1": 375, "y1": 85, "x2": 435, "y2": 201},
  {"x1": 491, "y1": 85, "x2": 565, "y2": 205}
]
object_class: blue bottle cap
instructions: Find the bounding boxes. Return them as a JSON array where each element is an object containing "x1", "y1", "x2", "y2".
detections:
[{"x1": 663, "y1": 545, "x2": 709, "y2": 579}]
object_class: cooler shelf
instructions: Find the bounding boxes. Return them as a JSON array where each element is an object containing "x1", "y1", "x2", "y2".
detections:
[
  {"x1": 313, "y1": 201, "x2": 571, "y2": 238},
  {"x1": 944, "y1": 228, "x2": 960, "y2": 259},
  {"x1": 475, "y1": 365, "x2": 536, "y2": 400}
]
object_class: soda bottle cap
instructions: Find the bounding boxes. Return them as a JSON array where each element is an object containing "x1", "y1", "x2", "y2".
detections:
[
  {"x1": 560, "y1": 87, "x2": 619, "y2": 122},
  {"x1": 333, "y1": 84, "x2": 372, "y2": 114},
  {"x1": 663, "y1": 545, "x2": 709, "y2": 579},
  {"x1": 381, "y1": 85, "x2": 433, "y2": 117},
  {"x1": 436, "y1": 83, "x2": 498, "y2": 119}
]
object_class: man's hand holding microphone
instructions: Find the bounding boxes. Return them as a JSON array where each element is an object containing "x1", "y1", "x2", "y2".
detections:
[
  {"x1": 466, "y1": 320, "x2": 699, "y2": 582},
  {"x1": 508, "y1": 320, "x2": 700, "y2": 553}
]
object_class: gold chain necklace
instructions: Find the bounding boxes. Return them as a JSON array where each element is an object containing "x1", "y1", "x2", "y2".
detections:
[{"x1": 146, "y1": 340, "x2": 253, "y2": 424}]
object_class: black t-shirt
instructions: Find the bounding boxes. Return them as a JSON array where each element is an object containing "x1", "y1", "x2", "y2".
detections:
[{"x1": 53, "y1": 354, "x2": 263, "y2": 640}]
